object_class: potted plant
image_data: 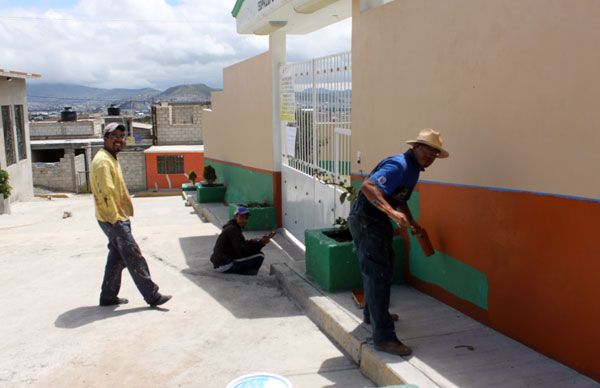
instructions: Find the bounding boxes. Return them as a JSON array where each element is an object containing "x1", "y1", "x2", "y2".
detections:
[
  {"x1": 0, "y1": 168, "x2": 12, "y2": 215},
  {"x1": 203, "y1": 165, "x2": 217, "y2": 186},
  {"x1": 304, "y1": 175, "x2": 406, "y2": 292},
  {"x1": 228, "y1": 201, "x2": 277, "y2": 231},
  {"x1": 196, "y1": 165, "x2": 226, "y2": 203},
  {"x1": 182, "y1": 170, "x2": 199, "y2": 191}
]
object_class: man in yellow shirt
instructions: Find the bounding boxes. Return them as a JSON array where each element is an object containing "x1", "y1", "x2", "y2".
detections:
[{"x1": 91, "y1": 122, "x2": 171, "y2": 307}]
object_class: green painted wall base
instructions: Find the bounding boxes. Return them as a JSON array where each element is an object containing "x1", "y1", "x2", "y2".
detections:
[
  {"x1": 182, "y1": 183, "x2": 200, "y2": 191},
  {"x1": 305, "y1": 227, "x2": 406, "y2": 292},
  {"x1": 407, "y1": 192, "x2": 489, "y2": 310},
  {"x1": 205, "y1": 160, "x2": 274, "y2": 206},
  {"x1": 197, "y1": 184, "x2": 226, "y2": 203},
  {"x1": 228, "y1": 203, "x2": 277, "y2": 231}
]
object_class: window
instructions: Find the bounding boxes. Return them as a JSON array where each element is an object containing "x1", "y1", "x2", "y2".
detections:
[
  {"x1": 157, "y1": 155, "x2": 184, "y2": 174},
  {"x1": 2, "y1": 106, "x2": 16, "y2": 166},
  {"x1": 14, "y1": 105, "x2": 27, "y2": 161}
]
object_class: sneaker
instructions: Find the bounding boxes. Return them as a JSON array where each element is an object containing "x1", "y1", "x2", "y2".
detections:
[
  {"x1": 374, "y1": 340, "x2": 412, "y2": 356},
  {"x1": 363, "y1": 312, "x2": 399, "y2": 325},
  {"x1": 99, "y1": 297, "x2": 129, "y2": 306},
  {"x1": 150, "y1": 294, "x2": 172, "y2": 307}
]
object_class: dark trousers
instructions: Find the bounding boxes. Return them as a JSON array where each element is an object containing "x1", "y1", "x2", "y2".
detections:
[
  {"x1": 348, "y1": 214, "x2": 398, "y2": 344},
  {"x1": 214, "y1": 252, "x2": 265, "y2": 276},
  {"x1": 98, "y1": 220, "x2": 159, "y2": 304}
]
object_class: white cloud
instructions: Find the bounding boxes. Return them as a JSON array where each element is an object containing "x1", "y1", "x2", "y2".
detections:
[{"x1": 0, "y1": 0, "x2": 350, "y2": 90}]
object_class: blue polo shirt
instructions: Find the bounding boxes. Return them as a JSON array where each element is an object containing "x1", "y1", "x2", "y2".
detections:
[{"x1": 350, "y1": 149, "x2": 421, "y2": 221}]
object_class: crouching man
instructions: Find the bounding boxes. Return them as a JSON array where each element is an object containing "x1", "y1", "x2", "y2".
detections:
[{"x1": 210, "y1": 205, "x2": 275, "y2": 275}]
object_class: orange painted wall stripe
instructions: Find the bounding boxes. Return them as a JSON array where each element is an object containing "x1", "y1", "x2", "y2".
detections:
[{"x1": 416, "y1": 181, "x2": 600, "y2": 381}]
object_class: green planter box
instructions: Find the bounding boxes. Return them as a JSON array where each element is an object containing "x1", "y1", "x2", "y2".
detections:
[
  {"x1": 228, "y1": 203, "x2": 277, "y2": 231},
  {"x1": 305, "y1": 227, "x2": 406, "y2": 292},
  {"x1": 196, "y1": 184, "x2": 226, "y2": 203},
  {"x1": 182, "y1": 183, "x2": 201, "y2": 191}
]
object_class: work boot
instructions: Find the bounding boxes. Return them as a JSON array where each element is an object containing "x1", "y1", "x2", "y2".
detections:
[
  {"x1": 374, "y1": 340, "x2": 412, "y2": 356},
  {"x1": 150, "y1": 294, "x2": 172, "y2": 307},
  {"x1": 363, "y1": 312, "x2": 399, "y2": 325},
  {"x1": 99, "y1": 297, "x2": 129, "y2": 306}
]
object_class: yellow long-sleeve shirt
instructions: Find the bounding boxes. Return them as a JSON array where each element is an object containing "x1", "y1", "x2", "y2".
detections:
[{"x1": 90, "y1": 148, "x2": 133, "y2": 224}]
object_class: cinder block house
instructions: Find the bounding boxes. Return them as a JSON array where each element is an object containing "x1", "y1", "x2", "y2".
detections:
[{"x1": 146, "y1": 101, "x2": 208, "y2": 189}]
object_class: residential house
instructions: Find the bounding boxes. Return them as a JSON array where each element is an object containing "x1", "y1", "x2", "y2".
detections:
[
  {"x1": 145, "y1": 101, "x2": 208, "y2": 190},
  {"x1": 0, "y1": 69, "x2": 40, "y2": 214}
]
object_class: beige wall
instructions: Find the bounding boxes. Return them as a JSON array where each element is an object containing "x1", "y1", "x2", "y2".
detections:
[
  {"x1": 203, "y1": 52, "x2": 274, "y2": 171},
  {"x1": 352, "y1": 0, "x2": 600, "y2": 199}
]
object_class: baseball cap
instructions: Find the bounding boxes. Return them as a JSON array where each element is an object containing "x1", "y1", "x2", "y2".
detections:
[
  {"x1": 103, "y1": 122, "x2": 126, "y2": 137},
  {"x1": 234, "y1": 205, "x2": 250, "y2": 216}
]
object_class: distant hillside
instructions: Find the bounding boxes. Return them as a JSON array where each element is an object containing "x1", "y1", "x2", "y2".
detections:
[
  {"x1": 155, "y1": 84, "x2": 217, "y2": 103},
  {"x1": 28, "y1": 83, "x2": 160, "y2": 104},
  {"x1": 26, "y1": 82, "x2": 218, "y2": 113}
]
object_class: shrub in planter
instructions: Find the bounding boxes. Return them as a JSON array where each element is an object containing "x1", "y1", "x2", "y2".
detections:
[
  {"x1": 196, "y1": 183, "x2": 226, "y2": 203},
  {"x1": 196, "y1": 165, "x2": 226, "y2": 202},
  {"x1": 182, "y1": 170, "x2": 200, "y2": 191},
  {"x1": 0, "y1": 169, "x2": 11, "y2": 200},
  {"x1": 304, "y1": 174, "x2": 405, "y2": 292},
  {"x1": 228, "y1": 201, "x2": 276, "y2": 231},
  {"x1": 203, "y1": 165, "x2": 217, "y2": 185},
  {"x1": 0, "y1": 168, "x2": 12, "y2": 215},
  {"x1": 305, "y1": 227, "x2": 406, "y2": 292}
]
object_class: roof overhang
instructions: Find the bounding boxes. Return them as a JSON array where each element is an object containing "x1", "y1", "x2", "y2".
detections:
[
  {"x1": 0, "y1": 69, "x2": 42, "y2": 80},
  {"x1": 144, "y1": 145, "x2": 205, "y2": 154},
  {"x1": 233, "y1": 0, "x2": 350, "y2": 35}
]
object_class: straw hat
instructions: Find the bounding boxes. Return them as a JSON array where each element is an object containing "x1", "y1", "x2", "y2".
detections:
[{"x1": 406, "y1": 128, "x2": 449, "y2": 158}]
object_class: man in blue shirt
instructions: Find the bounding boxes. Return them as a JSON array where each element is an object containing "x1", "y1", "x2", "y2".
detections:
[{"x1": 348, "y1": 128, "x2": 449, "y2": 356}]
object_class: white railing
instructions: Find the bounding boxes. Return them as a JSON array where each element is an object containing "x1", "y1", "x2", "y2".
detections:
[{"x1": 280, "y1": 51, "x2": 352, "y2": 182}]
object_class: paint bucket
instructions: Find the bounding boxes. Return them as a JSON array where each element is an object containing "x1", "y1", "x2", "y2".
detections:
[
  {"x1": 226, "y1": 373, "x2": 292, "y2": 388},
  {"x1": 416, "y1": 228, "x2": 435, "y2": 257}
]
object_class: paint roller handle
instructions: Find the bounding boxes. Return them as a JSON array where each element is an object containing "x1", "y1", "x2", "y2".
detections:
[{"x1": 414, "y1": 227, "x2": 435, "y2": 257}]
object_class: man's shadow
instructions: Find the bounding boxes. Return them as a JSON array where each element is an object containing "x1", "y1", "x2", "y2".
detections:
[{"x1": 55, "y1": 305, "x2": 168, "y2": 329}]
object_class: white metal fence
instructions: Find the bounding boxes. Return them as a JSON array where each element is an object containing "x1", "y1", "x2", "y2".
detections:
[{"x1": 280, "y1": 51, "x2": 352, "y2": 183}]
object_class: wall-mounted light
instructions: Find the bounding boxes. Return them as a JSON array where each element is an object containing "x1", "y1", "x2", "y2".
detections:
[
  {"x1": 6, "y1": 77, "x2": 13, "y2": 82},
  {"x1": 294, "y1": 0, "x2": 338, "y2": 14},
  {"x1": 254, "y1": 20, "x2": 287, "y2": 35}
]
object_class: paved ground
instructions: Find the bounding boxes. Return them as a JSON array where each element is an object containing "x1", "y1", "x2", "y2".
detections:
[
  {"x1": 0, "y1": 195, "x2": 374, "y2": 387},
  {"x1": 198, "y1": 200, "x2": 600, "y2": 388}
]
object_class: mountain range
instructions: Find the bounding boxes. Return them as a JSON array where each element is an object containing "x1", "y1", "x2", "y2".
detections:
[{"x1": 27, "y1": 83, "x2": 219, "y2": 113}]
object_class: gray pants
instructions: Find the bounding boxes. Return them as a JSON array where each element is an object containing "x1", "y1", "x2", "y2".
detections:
[
  {"x1": 214, "y1": 252, "x2": 265, "y2": 276},
  {"x1": 98, "y1": 220, "x2": 160, "y2": 304}
]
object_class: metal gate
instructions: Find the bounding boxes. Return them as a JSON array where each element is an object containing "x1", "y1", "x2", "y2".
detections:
[{"x1": 280, "y1": 51, "x2": 352, "y2": 244}]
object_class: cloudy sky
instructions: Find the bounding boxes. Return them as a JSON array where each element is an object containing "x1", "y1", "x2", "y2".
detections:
[{"x1": 0, "y1": 0, "x2": 351, "y2": 90}]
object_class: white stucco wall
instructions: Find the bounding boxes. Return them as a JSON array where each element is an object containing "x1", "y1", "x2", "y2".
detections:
[{"x1": 0, "y1": 77, "x2": 33, "y2": 204}]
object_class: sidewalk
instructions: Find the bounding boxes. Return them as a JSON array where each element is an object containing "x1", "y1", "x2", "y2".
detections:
[
  {"x1": 189, "y1": 194, "x2": 600, "y2": 388},
  {"x1": 0, "y1": 195, "x2": 374, "y2": 387}
]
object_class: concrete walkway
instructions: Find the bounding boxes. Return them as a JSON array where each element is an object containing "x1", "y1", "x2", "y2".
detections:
[
  {"x1": 193, "y1": 197, "x2": 600, "y2": 388},
  {"x1": 0, "y1": 195, "x2": 373, "y2": 387}
]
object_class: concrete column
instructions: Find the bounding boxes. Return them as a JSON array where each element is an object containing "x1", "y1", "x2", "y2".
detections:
[
  {"x1": 270, "y1": 31, "x2": 286, "y2": 227},
  {"x1": 270, "y1": 31, "x2": 286, "y2": 172},
  {"x1": 65, "y1": 148, "x2": 77, "y2": 192}
]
